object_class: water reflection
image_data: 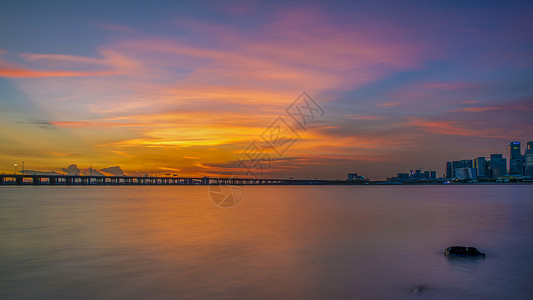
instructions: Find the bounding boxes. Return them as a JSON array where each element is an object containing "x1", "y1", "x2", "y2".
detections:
[{"x1": 0, "y1": 185, "x2": 532, "y2": 299}]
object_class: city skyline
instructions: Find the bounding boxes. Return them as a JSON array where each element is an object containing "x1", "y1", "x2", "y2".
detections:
[
  {"x1": 386, "y1": 139, "x2": 532, "y2": 182},
  {"x1": 6, "y1": 139, "x2": 532, "y2": 182},
  {"x1": 1, "y1": 1, "x2": 533, "y2": 180}
]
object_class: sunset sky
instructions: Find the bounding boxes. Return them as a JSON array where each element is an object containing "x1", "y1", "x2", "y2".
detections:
[{"x1": 1, "y1": 0, "x2": 532, "y2": 180}]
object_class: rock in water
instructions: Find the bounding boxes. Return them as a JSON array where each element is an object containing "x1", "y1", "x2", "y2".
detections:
[
  {"x1": 410, "y1": 285, "x2": 427, "y2": 295},
  {"x1": 444, "y1": 246, "x2": 486, "y2": 257}
]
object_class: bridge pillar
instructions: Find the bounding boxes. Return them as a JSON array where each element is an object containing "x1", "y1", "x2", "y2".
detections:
[
  {"x1": 32, "y1": 177, "x2": 40, "y2": 185},
  {"x1": 0, "y1": 176, "x2": 3, "y2": 185},
  {"x1": 16, "y1": 176, "x2": 23, "y2": 185},
  {"x1": 49, "y1": 177, "x2": 56, "y2": 185}
]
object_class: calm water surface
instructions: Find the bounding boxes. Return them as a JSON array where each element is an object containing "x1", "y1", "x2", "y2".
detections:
[{"x1": 1, "y1": 185, "x2": 532, "y2": 299}]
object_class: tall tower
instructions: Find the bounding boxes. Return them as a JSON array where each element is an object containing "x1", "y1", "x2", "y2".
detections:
[
  {"x1": 490, "y1": 154, "x2": 507, "y2": 178},
  {"x1": 474, "y1": 157, "x2": 487, "y2": 178},
  {"x1": 509, "y1": 141, "x2": 521, "y2": 159},
  {"x1": 508, "y1": 141, "x2": 524, "y2": 175},
  {"x1": 525, "y1": 141, "x2": 533, "y2": 177}
]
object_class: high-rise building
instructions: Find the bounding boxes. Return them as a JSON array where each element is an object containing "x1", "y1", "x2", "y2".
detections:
[
  {"x1": 509, "y1": 141, "x2": 521, "y2": 159},
  {"x1": 508, "y1": 141, "x2": 524, "y2": 175},
  {"x1": 490, "y1": 154, "x2": 507, "y2": 178},
  {"x1": 473, "y1": 157, "x2": 487, "y2": 178},
  {"x1": 454, "y1": 160, "x2": 472, "y2": 178},
  {"x1": 446, "y1": 162, "x2": 453, "y2": 179},
  {"x1": 455, "y1": 168, "x2": 477, "y2": 180},
  {"x1": 398, "y1": 173, "x2": 410, "y2": 180},
  {"x1": 446, "y1": 160, "x2": 473, "y2": 178},
  {"x1": 525, "y1": 141, "x2": 533, "y2": 177}
]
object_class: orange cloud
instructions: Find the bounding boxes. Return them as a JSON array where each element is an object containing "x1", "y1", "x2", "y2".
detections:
[
  {"x1": 376, "y1": 101, "x2": 402, "y2": 108},
  {"x1": 407, "y1": 118, "x2": 507, "y2": 138},
  {"x1": 0, "y1": 9, "x2": 433, "y2": 178},
  {"x1": 0, "y1": 64, "x2": 113, "y2": 78},
  {"x1": 50, "y1": 121, "x2": 148, "y2": 128},
  {"x1": 20, "y1": 53, "x2": 107, "y2": 65},
  {"x1": 452, "y1": 102, "x2": 533, "y2": 113},
  {"x1": 47, "y1": 152, "x2": 73, "y2": 156},
  {"x1": 112, "y1": 151, "x2": 136, "y2": 157}
]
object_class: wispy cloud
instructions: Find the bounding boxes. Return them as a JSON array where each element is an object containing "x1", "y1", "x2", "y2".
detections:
[
  {"x1": 451, "y1": 98, "x2": 533, "y2": 113},
  {"x1": 406, "y1": 117, "x2": 508, "y2": 138},
  {"x1": 2, "y1": 4, "x2": 531, "y2": 179},
  {"x1": 0, "y1": 62, "x2": 114, "y2": 78}
]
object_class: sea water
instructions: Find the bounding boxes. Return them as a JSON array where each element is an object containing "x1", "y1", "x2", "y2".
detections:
[{"x1": 1, "y1": 185, "x2": 532, "y2": 299}]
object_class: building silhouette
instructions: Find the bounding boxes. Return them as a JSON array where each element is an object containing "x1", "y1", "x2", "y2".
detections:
[
  {"x1": 490, "y1": 154, "x2": 507, "y2": 178},
  {"x1": 473, "y1": 157, "x2": 487, "y2": 178},
  {"x1": 525, "y1": 141, "x2": 533, "y2": 177},
  {"x1": 388, "y1": 169, "x2": 438, "y2": 182},
  {"x1": 393, "y1": 140, "x2": 531, "y2": 182},
  {"x1": 446, "y1": 160, "x2": 473, "y2": 179},
  {"x1": 508, "y1": 141, "x2": 525, "y2": 175}
]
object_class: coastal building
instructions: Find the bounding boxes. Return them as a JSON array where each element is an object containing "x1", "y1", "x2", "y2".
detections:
[
  {"x1": 397, "y1": 173, "x2": 410, "y2": 180},
  {"x1": 509, "y1": 141, "x2": 524, "y2": 175},
  {"x1": 446, "y1": 159, "x2": 473, "y2": 178},
  {"x1": 446, "y1": 162, "x2": 452, "y2": 179},
  {"x1": 473, "y1": 157, "x2": 487, "y2": 178},
  {"x1": 347, "y1": 173, "x2": 365, "y2": 181},
  {"x1": 490, "y1": 154, "x2": 507, "y2": 178},
  {"x1": 525, "y1": 141, "x2": 533, "y2": 177},
  {"x1": 388, "y1": 169, "x2": 439, "y2": 182},
  {"x1": 455, "y1": 168, "x2": 477, "y2": 180},
  {"x1": 509, "y1": 141, "x2": 521, "y2": 159}
]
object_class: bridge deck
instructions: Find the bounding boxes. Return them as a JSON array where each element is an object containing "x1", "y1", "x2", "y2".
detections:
[{"x1": 0, "y1": 174, "x2": 356, "y2": 186}]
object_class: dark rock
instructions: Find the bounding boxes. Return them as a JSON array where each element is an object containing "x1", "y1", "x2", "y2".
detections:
[
  {"x1": 409, "y1": 285, "x2": 427, "y2": 295},
  {"x1": 444, "y1": 246, "x2": 485, "y2": 257}
]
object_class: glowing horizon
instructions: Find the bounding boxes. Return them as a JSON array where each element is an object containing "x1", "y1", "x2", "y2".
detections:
[{"x1": 1, "y1": 1, "x2": 532, "y2": 180}]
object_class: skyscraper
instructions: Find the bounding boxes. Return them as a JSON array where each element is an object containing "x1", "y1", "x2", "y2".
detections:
[
  {"x1": 508, "y1": 141, "x2": 524, "y2": 175},
  {"x1": 446, "y1": 162, "x2": 452, "y2": 179},
  {"x1": 474, "y1": 157, "x2": 487, "y2": 178},
  {"x1": 509, "y1": 141, "x2": 521, "y2": 159},
  {"x1": 446, "y1": 160, "x2": 473, "y2": 178},
  {"x1": 490, "y1": 154, "x2": 507, "y2": 178},
  {"x1": 525, "y1": 141, "x2": 533, "y2": 177}
]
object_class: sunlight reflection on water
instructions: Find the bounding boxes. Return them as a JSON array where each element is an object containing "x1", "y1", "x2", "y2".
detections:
[{"x1": 1, "y1": 185, "x2": 532, "y2": 299}]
